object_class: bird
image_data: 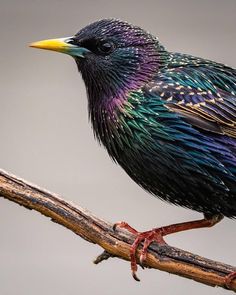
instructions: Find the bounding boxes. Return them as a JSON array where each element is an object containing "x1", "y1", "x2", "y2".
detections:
[{"x1": 30, "y1": 18, "x2": 236, "y2": 283}]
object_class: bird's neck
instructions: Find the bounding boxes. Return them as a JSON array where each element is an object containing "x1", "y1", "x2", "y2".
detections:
[
  {"x1": 88, "y1": 88, "x2": 150, "y2": 162},
  {"x1": 78, "y1": 41, "x2": 170, "y2": 110},
  {"x1": 85, "y1": 43, "x2": 170, "y2": 112},
  {"x1": 79, "y1": 43, "x2": 171, "y2": 155},
  {"x1": 88, "y1": 90, "x2": 129, "y2": 156}
]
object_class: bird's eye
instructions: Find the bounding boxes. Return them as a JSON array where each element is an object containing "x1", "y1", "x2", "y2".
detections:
[
  {"x1": 97, "y1": 40, "x2": 115, "y2": 55},
  {"x1": 66, "y1": 38, "x2": 76, "y2": 45}
]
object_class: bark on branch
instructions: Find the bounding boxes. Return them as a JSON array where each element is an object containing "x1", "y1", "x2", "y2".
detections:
[{"x1": 0, "y1": 168, "x2": 235, "y2": 292}]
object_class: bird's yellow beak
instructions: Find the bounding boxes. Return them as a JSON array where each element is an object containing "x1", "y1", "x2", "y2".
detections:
[
  {"x1": 30, "y1": 38, "x2": 71, "y2": 53},
  {"x1": 30, "y1": 37, "x2": 89, "y2": 58}
]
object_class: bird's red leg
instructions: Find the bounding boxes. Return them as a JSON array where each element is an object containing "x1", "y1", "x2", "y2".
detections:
[
  {"x1": 114, "y1": 214, "x2": 223, "y2": 281},
  {"x1": 157, "y1": 214, "x2": 223, "y2": 237}
]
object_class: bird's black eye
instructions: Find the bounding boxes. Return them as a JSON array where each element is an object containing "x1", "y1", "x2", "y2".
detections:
[{"x1": 97, "y1": 40, "x2": 115, "y2": 55}]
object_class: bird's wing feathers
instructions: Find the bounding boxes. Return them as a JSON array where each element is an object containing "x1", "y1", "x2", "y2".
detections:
[{"x1": 147, "y1": 55, "x2": 236, "y2": 137}]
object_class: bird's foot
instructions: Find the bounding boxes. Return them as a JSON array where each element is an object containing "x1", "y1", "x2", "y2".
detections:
[
  {"x1": 224, "y1": 271, "x2": 236, "y2": 289},
  {"x1": 113, "y1": 214, "x2": 223, "y2": 281},
  {"x1": 113, "y1": 221, "x2": 167, "y2": 281}
]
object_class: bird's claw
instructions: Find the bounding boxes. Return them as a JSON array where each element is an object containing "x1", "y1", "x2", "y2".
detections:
[
  {"x1": 113, "y1": 221, "x2": 166, "y2": 281},
  {"x1": 132, "y1": 270, "x2": 140, "y2": 281},
  {"x1": 140, "y1": 251, "x2": 147, "y2": 267},
  {"x1": 224, "y1": 271, "x2": 236, "y2": 289},
  {"x1": 112, "y1": 223, "x2": 117, "y2": 231},
  {"x1": 113, "y1": 221, "x2": 138, "y2": 234}
]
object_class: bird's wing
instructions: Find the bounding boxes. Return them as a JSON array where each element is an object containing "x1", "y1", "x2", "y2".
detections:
[{"x1": 146, "y1": 55, "x2": 236, "y2": 137}]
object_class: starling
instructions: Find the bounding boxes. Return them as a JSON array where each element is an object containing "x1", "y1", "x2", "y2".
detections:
[{"x1": 30, "y1": 19, "x2": 236, "y2": 282}]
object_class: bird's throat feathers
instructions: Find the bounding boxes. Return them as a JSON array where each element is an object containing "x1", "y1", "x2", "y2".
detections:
[
  {"x1": 87, "y1": 89, "x2": 142, "y2": 159},
  {"x1": 78, "y1": 44, "x2": 169, "y2": 136},
  {"x1": 73, "y1": 19, "x2": 170, "y2": 151},
  {"x1": 80, "y1": 45, "x2": 169, "y2": 151}
]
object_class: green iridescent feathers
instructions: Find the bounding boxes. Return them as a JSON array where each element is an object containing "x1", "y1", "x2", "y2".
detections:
[{"x1": 72, "y1": 19, "x2": 236, "y2": 217}]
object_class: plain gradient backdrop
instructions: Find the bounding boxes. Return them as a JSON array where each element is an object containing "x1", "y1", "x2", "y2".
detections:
[{"x1": 0, "y1": 0, "x2": 235, "y2": 294}]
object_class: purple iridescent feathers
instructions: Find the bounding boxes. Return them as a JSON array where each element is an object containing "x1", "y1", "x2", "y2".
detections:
[
  {"x1": 76, "y1": 19, "x2": 168, "y2": 105},
  {"x1": 74, "y1": 19, "x2": 236, "y2": 217}
]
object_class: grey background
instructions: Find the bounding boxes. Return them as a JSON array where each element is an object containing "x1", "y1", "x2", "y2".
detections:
[{"x1": 0, "y1": 0, "x2": 235, "y2": 294}]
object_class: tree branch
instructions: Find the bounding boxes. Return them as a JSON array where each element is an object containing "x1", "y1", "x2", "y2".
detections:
[{"x1": 0, "y1": 168, "x2": 235, "y2": 292}]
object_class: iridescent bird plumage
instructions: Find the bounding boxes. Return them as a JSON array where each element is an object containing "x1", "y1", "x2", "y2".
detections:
[
  {"x1": 31, "y1": 18, "x2": 236, "y2": 282},
  {"x1": 30, "y1": 19, "x2": 236, "y2": 216},
  {"x1": 68, "y1": 19, "x2": 236, "y2": 217}
]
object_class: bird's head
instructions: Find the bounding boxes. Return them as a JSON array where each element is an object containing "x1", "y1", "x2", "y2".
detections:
[{"x1": 30, "y1": 19, "x2": 168, "y2": 107}]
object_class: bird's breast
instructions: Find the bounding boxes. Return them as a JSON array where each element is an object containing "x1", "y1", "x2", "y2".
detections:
[{"x1": 89, "y1": 90, "x2": 236, "y2": 216}]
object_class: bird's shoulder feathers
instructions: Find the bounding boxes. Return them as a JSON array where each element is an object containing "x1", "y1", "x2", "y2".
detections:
[{"x1": 144, "y1": 53, "x2": 236, "y2": 137}]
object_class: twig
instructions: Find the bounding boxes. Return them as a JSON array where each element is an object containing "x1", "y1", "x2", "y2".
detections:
[
  {"x1": 0, "y1": 168, "x2": 235, "y2": 292},
  {"x1": 93, "y1": 250, "x2": 115, "y2": 264}
]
